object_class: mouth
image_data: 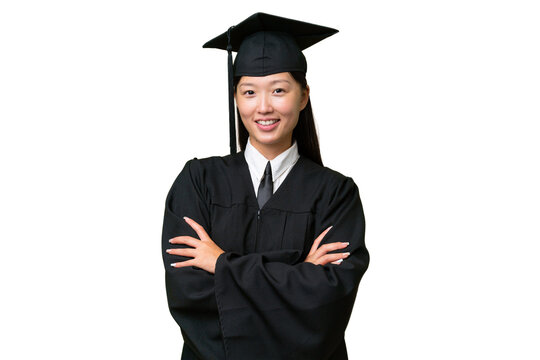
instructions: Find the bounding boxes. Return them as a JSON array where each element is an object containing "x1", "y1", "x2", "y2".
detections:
[
  {"x1": 255, "y1": 119, "x2": 280, "y2": 126},
  {"x1": 255, "y1": 118, "x2": 280, "y2": 131}
]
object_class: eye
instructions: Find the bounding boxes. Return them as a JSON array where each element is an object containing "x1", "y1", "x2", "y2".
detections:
[
  {"x1": 243, "y1": 90, "x2": 255, "y2": 96},
  {"x1": 273, "y1": 88, "x2": 285, "y2": 94}
]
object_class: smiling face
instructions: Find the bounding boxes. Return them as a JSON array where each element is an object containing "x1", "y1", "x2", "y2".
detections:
[{"x1": 235, "y1": 72, "x2": 309, "y2": 159}]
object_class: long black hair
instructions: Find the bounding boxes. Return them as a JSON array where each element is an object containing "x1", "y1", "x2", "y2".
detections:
[{"x1": 234, "y1": 71, "x2": 323, "y2": 166}]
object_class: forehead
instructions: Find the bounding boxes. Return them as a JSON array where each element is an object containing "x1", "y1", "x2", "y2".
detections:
[{"x1": 238, "y1": 72, "x2": 295, "y2": 87}]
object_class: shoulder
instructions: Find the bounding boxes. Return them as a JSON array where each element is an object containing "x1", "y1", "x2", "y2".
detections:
[
  {"x1": 299, "y1": 156, "x2": 358, "y2": 191},
  {"x1": 170, "y1": 152, "x2": 244, "y2": 188},
  {"x1": 295, "y1": 157, "x2": 362, "y2": 212},
  {"x1": 180, "y1": 152, "x2": 243, "y2": 177}
]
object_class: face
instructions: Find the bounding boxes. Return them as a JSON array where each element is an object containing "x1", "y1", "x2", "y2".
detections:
[{"x1": 235, "y1": 72, "x2": 309, "y2": 157}]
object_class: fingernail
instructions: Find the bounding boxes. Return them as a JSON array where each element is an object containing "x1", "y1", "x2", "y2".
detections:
[
  {"x1": 168, "y1": 239, "x2": 173, "y2": 243},
  {"x1": 343, "y1": 252, "x2": 350, "y2": 257},
  {"x1": 166, "y1": 249, "x2": 171, "y2": 253},
  {"x1": 343, "y1": 242, "x2": 349, "y2": 246},
  {"x1": 170, "y1": 263, "x2": 176, "y2": 267},
  {"x1": 183, "y1": 216, "x2": 188, "y2": 221},
  {"x1": 334, "y1": 259, "x2": 343, "y2": 264}
]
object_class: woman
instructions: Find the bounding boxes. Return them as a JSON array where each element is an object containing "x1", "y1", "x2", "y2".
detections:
[{"x1": 162, "y1": 13, "x2": 369, "y2": 360}]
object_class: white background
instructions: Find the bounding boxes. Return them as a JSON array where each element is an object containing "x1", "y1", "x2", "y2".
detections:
[{"x1": 1, "y1": 0, "x2": 539, "y2": 359}]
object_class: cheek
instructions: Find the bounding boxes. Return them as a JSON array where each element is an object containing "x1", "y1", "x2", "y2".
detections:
[
  {"x1": 237, "y1": 99, "x2": 254, "y2": 119},
  {"x1": 275, "y1": 97, "x2": 302, "y2": 119}
]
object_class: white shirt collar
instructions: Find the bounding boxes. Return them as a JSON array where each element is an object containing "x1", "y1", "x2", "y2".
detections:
[{"x1": 244, "y1": 137, "x2": 300, "y2": 184}]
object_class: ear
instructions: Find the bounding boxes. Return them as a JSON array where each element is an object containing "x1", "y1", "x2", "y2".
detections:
[{"x1": 300, "y1": 84, "x2": 310, "y2": 111}]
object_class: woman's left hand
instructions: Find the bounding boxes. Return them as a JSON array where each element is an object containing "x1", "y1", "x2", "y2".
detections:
[{"x1": 167, "y1": 217, "x2": 225, "y2": 274}]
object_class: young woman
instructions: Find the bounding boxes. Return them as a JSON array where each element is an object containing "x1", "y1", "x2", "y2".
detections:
[{"x1": 162, "y1": 13, "x2": 369, "y2": 360}]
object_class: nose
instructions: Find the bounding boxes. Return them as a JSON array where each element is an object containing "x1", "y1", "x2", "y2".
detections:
[{"x1": 257, "y1": 93, "x2": 273, "y2": 114}]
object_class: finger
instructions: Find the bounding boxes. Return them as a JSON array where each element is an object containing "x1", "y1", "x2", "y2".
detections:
[
  {"x1": 166, "y1": 248, "x2": 197, "y2": 258},
  {"x1": 308, "y1": 226, "x2": 333, "y2": 255},
  {"x1": 168, "y1": 236, "x2": 200, "y2": 248},
  {"x1": 170, "y1": 259, "x2": 197, "y2": 268},
  {"x1": 184, "y1": 216, "x2": 210, "y2": 241},
  {"x1": 318, "y1": 252, "x2": 350, "y2": 266},
  {"x1": 314, "y1": 242, "x2": 349, "y2": 257}
]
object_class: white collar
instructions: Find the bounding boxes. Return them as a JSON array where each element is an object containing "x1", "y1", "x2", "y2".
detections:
[{"x1": 244, "y1": 137, "x2": 300, "y2": 184}]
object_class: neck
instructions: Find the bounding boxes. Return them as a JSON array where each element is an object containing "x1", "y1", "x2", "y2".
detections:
[{"x1": 249, "y1": 137, "x2": 292, "y2": 160}]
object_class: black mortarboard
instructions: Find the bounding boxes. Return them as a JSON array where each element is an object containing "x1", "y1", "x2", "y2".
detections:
[{"x1": 203, "y1": 12, "x2": 338, "y2": 154}]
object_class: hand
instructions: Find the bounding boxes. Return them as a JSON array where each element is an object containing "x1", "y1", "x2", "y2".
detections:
[
  {"x1": 167, "y1": 217, "x2": 225, "y2": 274},
  {"x1": 304, "y1": 226, "x2": 350, "y2": 266}
]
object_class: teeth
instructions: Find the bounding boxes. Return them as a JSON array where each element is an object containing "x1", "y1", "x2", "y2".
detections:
[{"x1": 257, "y1": 120, "x2": 278, "y2": 126}]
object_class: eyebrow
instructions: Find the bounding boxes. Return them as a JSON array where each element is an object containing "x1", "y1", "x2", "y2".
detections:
[{"x1": 238, "y1": 79, "x2": 291, "y2": 88}]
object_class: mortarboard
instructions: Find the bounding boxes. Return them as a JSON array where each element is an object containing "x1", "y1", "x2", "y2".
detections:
[{"x1": 203, "y1": 12, "x2": 338, "y2": 154}]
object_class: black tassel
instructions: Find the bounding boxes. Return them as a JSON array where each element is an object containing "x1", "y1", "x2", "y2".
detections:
[{"x1": 227, "y1": 26, "x2": 236, "y2": 154}]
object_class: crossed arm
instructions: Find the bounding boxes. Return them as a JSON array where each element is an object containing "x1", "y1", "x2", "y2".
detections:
[
  {"x1": 166, "y1": 216, "x2": 351, "y2": 274},
  {"x1": 163, "y1": 161, "x2": 368, "y2": 358}
]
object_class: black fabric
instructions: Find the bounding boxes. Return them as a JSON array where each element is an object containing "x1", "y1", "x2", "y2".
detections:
[
  {"x1": 203, "y1": 12, "x2": 338, "y2": 65},
  {"x1": 162, "y1": 152, "x2": 369, "y2": 360},
  {"x1": 203, "y1": 12, "x2": 338, "y2": 77},
  {"x1": 232, "y1": 31, "x2": 307, "y2": 77},
  {"x1": 257, "y1": 161, "x2": 273, "y2": 209}
]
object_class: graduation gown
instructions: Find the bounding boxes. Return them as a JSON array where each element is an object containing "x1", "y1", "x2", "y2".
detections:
[{"x1": 162, "y1": 152, "x2": 369, "y2": 360}]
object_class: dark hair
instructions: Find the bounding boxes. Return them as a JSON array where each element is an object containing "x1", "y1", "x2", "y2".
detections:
[{"x1": 234, "y1": 71, "x2": 323, "y2": 166}]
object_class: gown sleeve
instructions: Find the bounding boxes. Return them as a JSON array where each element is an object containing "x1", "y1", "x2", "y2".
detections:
[
  {"x1": 214, "y1": 176, "x2": 369, "y2": 360},
  {"x1": 162, "y1": 159, "x2": 224, "y2": 359}
]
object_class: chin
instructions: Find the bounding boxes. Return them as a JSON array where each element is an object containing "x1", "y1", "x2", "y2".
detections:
[{"x1": 253, "y1": 134, "x2": 280, "y2": 144}]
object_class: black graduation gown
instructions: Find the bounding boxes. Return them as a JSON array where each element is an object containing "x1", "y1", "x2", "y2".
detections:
[{"x1": 162, "y1": 152, "x2": 369, "y2": 360}]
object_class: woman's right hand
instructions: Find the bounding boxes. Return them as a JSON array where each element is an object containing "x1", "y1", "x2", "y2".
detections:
[{"x1": 304, "y1": 226, "x2": 350, "y2": 265}]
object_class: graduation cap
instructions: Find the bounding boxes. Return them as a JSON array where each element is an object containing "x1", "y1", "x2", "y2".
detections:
[{"x1": 203, "y1": 12, "x2": 338, "y2": 155}]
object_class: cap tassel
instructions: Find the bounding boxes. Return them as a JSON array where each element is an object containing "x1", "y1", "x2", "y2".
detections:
[{"x1": 227, "y1": 26, "x2": 236, "y2": 154}]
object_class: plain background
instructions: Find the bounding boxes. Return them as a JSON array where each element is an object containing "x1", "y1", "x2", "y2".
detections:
[{"x1": 1, "y1": 0, "x2": 539, "y2": 359}]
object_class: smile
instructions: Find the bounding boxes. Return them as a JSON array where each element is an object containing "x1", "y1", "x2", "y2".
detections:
[{"x1": 256, "y1": 119, "x2": 280, "y2": 125}]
